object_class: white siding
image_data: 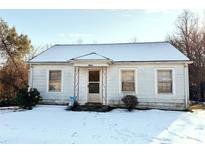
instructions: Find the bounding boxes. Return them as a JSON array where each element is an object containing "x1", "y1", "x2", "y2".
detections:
[
  {"x1": 30, "y1": 63, "x2": 187, "y2": 108},
  {"x1": 31, "y1": 64, "x2": 74, "y2": 104},
  {"x1": 106, "y1": 63, "x2": 186, "y2": 105}
]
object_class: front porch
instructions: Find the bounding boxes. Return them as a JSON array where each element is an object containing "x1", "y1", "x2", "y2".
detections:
[
  {"x1": 73, "y1": 66, "x2": 108, "y2": 105},
  {"x1": 71, "y1": 52, "x2": 113, "y2": 105}
]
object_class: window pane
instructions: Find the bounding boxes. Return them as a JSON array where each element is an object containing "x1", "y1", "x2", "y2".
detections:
[
  {"x1": 158, "y1": 70, "x2": 172, "y2": 81},
  {"x1": 122, "y1": 70, "x2": 134, "y2": 82},
  {"x1": 49, "y1": 80, "x2": 61, "y2": 91},
  {"x1": 49, "y1": 71, "x2": 61, "y2": 80},
  {"x1": 121, "y1": 70, "x2": 135, "y2": 92},
  {"x1": 49, "y1": 70, "x2": 61, "y2": 91},
  {"x1": 89, "y1": 83, "x2": 99, "y2": 93},
  {"x1": 158, "y1": 81, "x2": 172, "y2": 93},
  {"x1": 122, "y1": 82, "x2": 135, "y2": 91},
  {"x1": 157, "y1": 70, "x2": 172, "y2": 93},
  {"x1": 89, "y1": 71, "x2": 99, "y2": 82}
]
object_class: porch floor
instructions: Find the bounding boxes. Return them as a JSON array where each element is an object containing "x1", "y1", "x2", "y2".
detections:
[{"x1": 85, "y1": 102, "x2": 103, "y2": 106}]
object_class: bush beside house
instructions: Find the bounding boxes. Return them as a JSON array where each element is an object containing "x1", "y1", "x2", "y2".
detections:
[
  {"x1": 0, "y1": 98, "x2": 17, "y2": 107},
  {"x1": 16, "y1": 87, "x2": 42, "y2": 110},
  {"x1": 121, "y1": 95, "x2": 139, "y2": 111}
]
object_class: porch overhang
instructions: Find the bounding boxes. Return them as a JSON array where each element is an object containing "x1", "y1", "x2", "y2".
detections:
[
  {"x1": 72, "y1": 60, "x2": 109, "y2": 105},
  {"x1": 70, "y1": 59, "x2": 113, "y2": 67},
  {"x1": 68, "y1": 52, "x2": 113, "y2": 67}
]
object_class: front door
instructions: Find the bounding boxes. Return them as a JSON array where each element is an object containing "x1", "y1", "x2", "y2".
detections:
[{"x1": 88, "y1": 70, "x2": 101, "y2": 103}]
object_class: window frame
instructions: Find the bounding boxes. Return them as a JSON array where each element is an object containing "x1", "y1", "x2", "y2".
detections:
[
  {"x1": 119, "y1": 68, "x2": 137, "y2": 93},
  {"x1": 47, "y1": 69, "x2": 63, "y2": 93},
  {"x1": 155, "y1": 68, "x2": 175, "y2": 95}
]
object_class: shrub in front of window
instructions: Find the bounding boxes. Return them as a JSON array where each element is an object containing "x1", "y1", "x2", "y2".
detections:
[
  {"x1": 121, "y1": 95, "x2": 138, "y2": 111},
  {"x1": 16, "y1": 87, "x2": 42, "y2": 110}
]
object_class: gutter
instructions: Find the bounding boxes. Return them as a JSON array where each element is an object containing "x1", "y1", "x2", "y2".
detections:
[
  {"x1": 27, "y1": 61, "x2": 72, "y2": 65},
  {"x1": 27, "y1": 60, "x2": 193, "y2": 65},
  {"x1": 114, "y1": 60, "x2": 193, "y2": 64}
]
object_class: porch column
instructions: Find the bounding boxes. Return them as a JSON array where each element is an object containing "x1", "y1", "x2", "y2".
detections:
[
  {"x1": 74, "y1": 66, "x2": 80, "y2": 101},
  {"x1": 102, "y1": 67, "x2": 108, "y2": 105}
]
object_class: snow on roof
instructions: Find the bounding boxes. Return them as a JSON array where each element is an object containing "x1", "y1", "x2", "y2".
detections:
[{"x1": 29, "y1": 42, "x2": 190, "y2": 62}]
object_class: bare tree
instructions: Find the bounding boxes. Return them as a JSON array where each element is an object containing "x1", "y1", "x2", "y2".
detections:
[
  {"x1": 168, "y1": 10, "x2": 205, "y2": 100},
  {"x1": 129, "y1": 36, "x2": 138, "y2": 43},
  {"x1": 92, "y1": 40, "x2": 98, "y2": 44},
  {"x1": 76, "y1": 38, "x2": 83, "y2": 44},
  {"x1": 27, "y1": 43, "x2": 53, "y2": 61}
]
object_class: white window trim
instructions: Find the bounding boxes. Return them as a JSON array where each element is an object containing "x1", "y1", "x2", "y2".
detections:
[
  {"x1": 155, "y1": 68, "x2": 175, "y2": 96},
  {"x1": 119, "y1": 68, "x2": 138, "y2": 94},
  {"x1": 47, "y1": 69, "x2": 64, "y2": 93}
]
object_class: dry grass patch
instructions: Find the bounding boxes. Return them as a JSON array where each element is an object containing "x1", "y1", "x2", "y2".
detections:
[{"x1": 189, "y1": 103, "x2": 205, "y2": 110}]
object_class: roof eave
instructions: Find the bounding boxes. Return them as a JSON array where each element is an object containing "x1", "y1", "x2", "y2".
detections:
[
  {"x1": 28, "y1": 60, "x2": 192, "y2": 65},
  {"x1": 27, "y1": 61, "x2": 72, "y2": 65},
  {"x1": 114, "y1": 60, "x2": 193, "y2": 64}
]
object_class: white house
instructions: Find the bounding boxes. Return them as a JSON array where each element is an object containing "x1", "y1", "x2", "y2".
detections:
[{"x1": 28, "y1": 42, "x2": 192, "y2": 110}]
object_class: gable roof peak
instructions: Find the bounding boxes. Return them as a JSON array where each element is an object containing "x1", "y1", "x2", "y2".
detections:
[{"x1": 70, "y1": 52, "x2": 111, "y2": 60}]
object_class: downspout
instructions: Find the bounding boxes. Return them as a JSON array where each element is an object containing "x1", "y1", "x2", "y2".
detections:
[
  {"x1": 102, "y1": 67, "x2": 104, "y2": 105},
  {"x1": 77, "y1": 67, "x2": 80, "y2": 102},
  {"x1": 74, "y1": 66, "x2": 76, "y2": 97},
  {"x1": 184, "y1": 63, "x2": 188, "y2": 110},
  {"x1": 105, "y1": 67, "x2": 108, "y2": 106}
]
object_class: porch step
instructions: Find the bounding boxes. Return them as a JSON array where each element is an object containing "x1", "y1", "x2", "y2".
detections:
[
  {"x1": 85, "y1": 102, "x2": 102, "y2": 106},
  {"x1": 77, "y1": 102, "x2": 113, "y2": 112}
]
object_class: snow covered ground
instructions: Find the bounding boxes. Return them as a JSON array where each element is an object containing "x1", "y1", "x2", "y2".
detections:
[{"x1": 0, "y1": 105, "x2": 205, "y2": 144}]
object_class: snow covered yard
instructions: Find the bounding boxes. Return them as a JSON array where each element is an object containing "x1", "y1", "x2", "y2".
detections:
[{"x1": 0, "y1": 105, "x2": 205, "y2": 144}]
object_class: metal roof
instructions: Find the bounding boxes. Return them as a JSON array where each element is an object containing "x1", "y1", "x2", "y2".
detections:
[{"x1": 29, "y1": 41, "x2": 190, "y2": 63}]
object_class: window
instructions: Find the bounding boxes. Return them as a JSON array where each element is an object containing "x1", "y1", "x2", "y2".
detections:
[
  {"x1": 157, "y1": 70, "x2": 173, "y2": 93},
  {"x1": 48, "y1": 70, "x2": 62, "y2": 92},
  {"x1": 121, "y1": 70, "x2": 135, "y2": 92},
  {"x1": 89, "y1": 70, "x2": 100, "y2": 94}
]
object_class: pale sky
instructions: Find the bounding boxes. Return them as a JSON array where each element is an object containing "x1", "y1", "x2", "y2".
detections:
[{"x1": 0, "y1": 9, "x2": 204, "y2": 47}]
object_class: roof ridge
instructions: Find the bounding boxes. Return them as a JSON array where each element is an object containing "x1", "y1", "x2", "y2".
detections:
[{"x1": 54, "y1": 41, "x2": 169, "y2": 46}]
